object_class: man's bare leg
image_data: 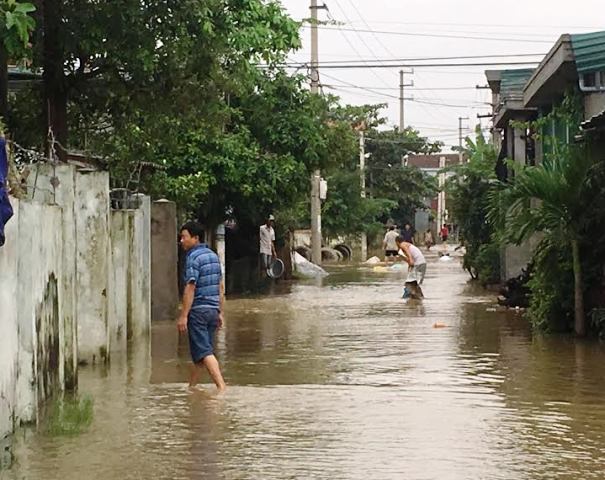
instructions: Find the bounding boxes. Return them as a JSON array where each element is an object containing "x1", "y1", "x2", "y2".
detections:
[
  {"x1": 202, "y1": 355, "x2": 226, "y2": 392},
  {"x1": 189, "y1": 363, "x2": 202, "y2": 388}
]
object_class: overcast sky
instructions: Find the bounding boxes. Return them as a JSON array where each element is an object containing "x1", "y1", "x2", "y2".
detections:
[{"x1": 279, "y1": 0, "x2": 603, "y2": 151}]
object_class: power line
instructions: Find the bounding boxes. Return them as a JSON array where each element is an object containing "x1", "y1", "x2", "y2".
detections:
[
  {"x1": 276, "y1": 52, "x2": 545, "y2": 66},
  {"x1": 325, "y1": 1, "x2": 395, "y2": 89},
  {"x1": 272, "y1": 60, "x2": 540, "y2": 70},
  {"x1": 411, "y1": 99, "x2": 489, "y2": 109},
  {"x1": 300, "y1": 25, "x2": 555, "y2": 43},
  {"x1": 323, "y1": 83, "x2": 490, "y2": 91},
  {"x1": 346, "y1": 20, "x2": 600, "y2": 30}
]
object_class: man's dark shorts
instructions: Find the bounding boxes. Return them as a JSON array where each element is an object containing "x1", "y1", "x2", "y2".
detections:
[
  {"x1": 385, "y1": 250, "x2": 398, "y2": 257},
  {"x1": 187, "y1": 308, "x2": 219, "y2": 363}
]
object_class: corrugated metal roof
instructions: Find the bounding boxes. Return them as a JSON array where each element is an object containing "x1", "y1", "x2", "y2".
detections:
[
  {"x1": 500, "y1": 69, "x2": 534, "y2": 101},
  {"x1": 571, "y1": 31, "x2": 605, "y2": 74}
]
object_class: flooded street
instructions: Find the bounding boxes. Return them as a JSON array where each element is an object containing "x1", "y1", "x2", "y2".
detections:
[{"x1": 5, "y1": 251, "x2": 605, "y2": 480}]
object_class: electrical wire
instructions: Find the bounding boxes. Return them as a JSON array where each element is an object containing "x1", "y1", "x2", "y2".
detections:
[
  {"x1": 275, "y1": 52, "x2": 546, "y2": 66},
  {"x1": 301, "y1": 25, "x2": 555, "y2": 43},
  {"x1": 272, "y1": 60, "x2": 539, "y2": 69},
  {"x1": 325, "y1": 1, "x2": 395, "y2": 88}
]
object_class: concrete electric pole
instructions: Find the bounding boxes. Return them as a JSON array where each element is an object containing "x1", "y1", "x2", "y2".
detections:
[
  {"x1": 398, "y1": 70, "x2": 414, "y2": 132},
  {"x1": 399, "y1": 70, "x2": 405, "y2": 131},
  {"x1": 359, "y1": 129, "x2": 367, "y2": 262},
  {"x1": 458, "y1": 116, "x2": 469, "y2": 163},
  {"x1": 310, "y1": 0, "x2": 322, "y2": 265}
]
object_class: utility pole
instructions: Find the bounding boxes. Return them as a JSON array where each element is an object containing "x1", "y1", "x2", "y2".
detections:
[
  {"x1": 399, "y1": 70, "x2": 405, "y2": 131},
  {"x1": 398, "y1": 70, "x2": 414, "y2": 131},
  {"x1": 458, "y1": 116, "x2": 469, "y2": 164},
  {"x1": 310, "y1": 0, "x2": 322, "y2": 265},
  {"x1": 359, "y1": 129, "x2": 367, "y2": 262}
]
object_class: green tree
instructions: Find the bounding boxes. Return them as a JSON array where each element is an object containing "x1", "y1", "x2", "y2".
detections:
[
  {"x1": 366, "y1": 128, "x2": 440, "y2": 226},
  {"x1": 495, "y1": 144, "x2": 603, "y2": 336},
  {"x1": 445, "y1": 127, "x2": 499, "y2": 282},
  {"x1": 0, "y1": 0, "x2": 35, "y2": 121}
]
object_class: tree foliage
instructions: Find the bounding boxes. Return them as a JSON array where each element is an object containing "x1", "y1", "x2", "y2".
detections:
[{"x1": 446, "y1": 126, "x2": 499, "y2": 282}]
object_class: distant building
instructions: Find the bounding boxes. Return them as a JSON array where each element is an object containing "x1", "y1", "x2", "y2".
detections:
[{"x1": 405, "y1": 153, "x2": 459, "y2": 238}]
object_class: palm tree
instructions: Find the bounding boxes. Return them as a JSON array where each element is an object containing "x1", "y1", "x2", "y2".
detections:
[{"x1": 492, "y1": 144, "x2": 602, "y2": 336}]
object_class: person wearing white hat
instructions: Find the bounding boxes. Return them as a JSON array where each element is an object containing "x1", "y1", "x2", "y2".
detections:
[{"x1": 259, "y1": 214, "x2": 276, "y2": 271}]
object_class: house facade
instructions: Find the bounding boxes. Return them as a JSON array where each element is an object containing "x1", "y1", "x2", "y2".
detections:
[{"x1": 487, "y1": 31, "x2": 605, "y2": 281}]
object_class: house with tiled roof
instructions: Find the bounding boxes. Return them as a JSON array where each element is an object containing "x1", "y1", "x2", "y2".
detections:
[{"x1": 486, "y1": 30, "x2": 605, "y2": 281}]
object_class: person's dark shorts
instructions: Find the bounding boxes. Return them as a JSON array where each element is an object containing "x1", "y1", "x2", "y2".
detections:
[
  {"x1": 442, "y1": 235, "x2": 448, "y2": 242},
  {"x1": 187, "y1": 308, "x2": 219, "y2": 363},
  {"x1": 385, "y1": 250, "x2": 398, "y2": 257}
]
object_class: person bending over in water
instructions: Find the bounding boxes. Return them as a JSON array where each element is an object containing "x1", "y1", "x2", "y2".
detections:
[{"x1": 397, "y1": 236, "x2": 427, "y2": 299}]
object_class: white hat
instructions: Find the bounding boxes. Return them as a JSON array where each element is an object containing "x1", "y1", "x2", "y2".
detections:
[{"x1": 268, "y1": 214, "x2": 275, "y2": 221}]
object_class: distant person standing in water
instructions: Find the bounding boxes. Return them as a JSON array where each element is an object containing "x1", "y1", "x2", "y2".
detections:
[
  {"x1": 440, "y1": 224, "x2": 449, "y2": 243},
  {"x1": 259, "y1": 214, "x2": 276, "y2": 273},
  {"x1": 424, "y1": 229, "x2": 434, "y2": 250},
  {"x1": 178, "y1": 221, "x2": 226, "y2": 393},
  {"x1": 383, "y1": 225, "x2": 399, "y2": 263},
  {"x1": 401, "y1": 223, "x2": 415, "y2": 244}
]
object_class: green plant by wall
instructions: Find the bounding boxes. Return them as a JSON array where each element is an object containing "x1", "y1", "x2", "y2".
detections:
[{"x1": 45, "y1": 395, "x2": 93, "y2": 436}]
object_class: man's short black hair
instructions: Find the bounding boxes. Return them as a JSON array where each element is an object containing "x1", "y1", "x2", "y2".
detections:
[
  {"x1": 389, "y1": 225, "x2": 395, "y2": 231},
  {"x1": 180, "y1": 221, "x2": 205, "y2": 241}
]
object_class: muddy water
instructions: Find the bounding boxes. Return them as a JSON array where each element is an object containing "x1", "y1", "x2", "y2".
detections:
[{"x1": 5, "y1": 250, "x2": 605, "y2": 480}]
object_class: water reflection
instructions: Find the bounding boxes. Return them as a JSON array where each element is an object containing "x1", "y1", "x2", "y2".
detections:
[{"x1": 5, "y1": 252, "x2": 605, "y2": 479}]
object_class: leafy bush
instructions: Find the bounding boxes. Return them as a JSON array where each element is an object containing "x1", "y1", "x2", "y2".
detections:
[
  {"x1": 474, "y1": 241, "x2": 501, "y2": 285},
  {"x1": 526, "y1": 240, "x2": 574, "y2": 332}
]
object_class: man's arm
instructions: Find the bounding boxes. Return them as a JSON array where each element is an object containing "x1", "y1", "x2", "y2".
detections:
[
  {"x1": 402, "y1": 244, "x2": 414, "y2": 266},
  {"x1": 218, "y1": 279, "x2": 225, "y2": 329},
  {"x1": 177, "y1": 283, "x2": 195, "y2": 333}
]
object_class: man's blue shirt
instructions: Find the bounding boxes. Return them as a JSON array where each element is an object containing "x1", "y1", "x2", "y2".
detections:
[{"x1": 184, "y1": 243, "x2": 222, "y2": 310}]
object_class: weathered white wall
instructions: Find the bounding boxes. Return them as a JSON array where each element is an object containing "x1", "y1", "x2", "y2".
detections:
[
  {"x1": 130, "y1": 194, "x2": 151, "y2": 339},
  {"x1": 109, "y1": 196, "x2": 151, "y2": 350},
  {"x1": 0, "y1": 164, "x2": 152, "y2": 445},
  {"x1": 28, "y1": 164, "x2": 78, "y2": 389},
  {"x1": 16, "y1": 200, "x2": 64, "y2": 423},
  {"x1": 75, "y1": 171, "x2": 110, "y2": 364},
  {"x1": 108, "y1": 210, "x2": 131, "y2": 353},
  {"x1": 0, "y1": 198, "x2": 19, "y2": 440}
]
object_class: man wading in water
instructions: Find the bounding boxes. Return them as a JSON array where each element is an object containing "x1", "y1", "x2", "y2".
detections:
[{"x1": 177, "y1": 221, "x2": 226, "y2": 393}]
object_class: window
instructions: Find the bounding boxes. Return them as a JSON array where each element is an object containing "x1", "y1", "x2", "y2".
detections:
[{"x1": 579, "y1": 70, "x2": 605, "y2": 92}]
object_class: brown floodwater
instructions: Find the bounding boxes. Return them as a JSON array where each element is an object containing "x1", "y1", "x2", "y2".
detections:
[{"x1": 4, "y1": 250, "x2": 605, "y2": 480}]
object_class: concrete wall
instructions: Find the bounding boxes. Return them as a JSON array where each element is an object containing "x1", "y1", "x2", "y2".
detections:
[
  {"x1": 0, "y1": 198, "x2": 69, "y2": 440},
  {"x1": 75, "y1": 171, "x2": 111, "y2": 364},
  {"x1": 130, "y1": 195, "x2": 151, "y2": 338},
  {"x1": 0, "y1": 199, "x2": 19, "y2": 441},
  {"x1": 585, "y1": 92, "x2": 605, "y2": 120},
  {"x1": 108, "y1": 210, "x2": 132, "y2": 353},
  {"x1": 0, "y1": 163, "x2": 153, "y2": 444},
  {"x1": 150, "y1": 201, "x2": 178, "y2": 321},
  {"x1": 29, "y1": 164, "x2": 78, "y2": 389},
  {"x1": 108, "y1": 197, "x2": 152, "y2": 349}
]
